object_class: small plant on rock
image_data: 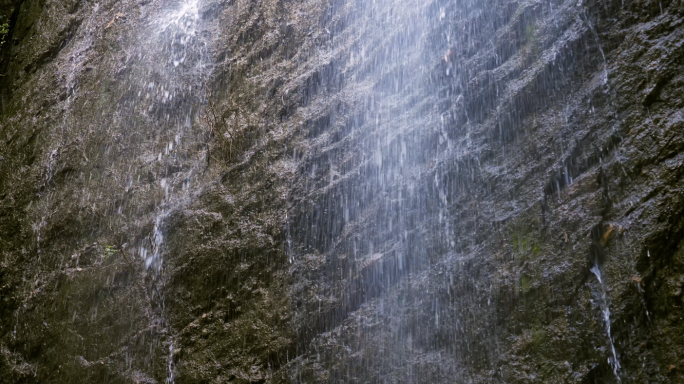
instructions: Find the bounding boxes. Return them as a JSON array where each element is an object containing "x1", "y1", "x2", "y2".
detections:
[
  {"x1": 104, "y1": 245, "x2": 118, "y2": 257},
  {"x1": 0, "y1": 15, "x2": 8, "y2": 49}
]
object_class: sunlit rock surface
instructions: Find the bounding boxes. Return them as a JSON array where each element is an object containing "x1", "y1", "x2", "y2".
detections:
[{"x1": 1, "y1": 0, "x2": 683, "y2": 383}]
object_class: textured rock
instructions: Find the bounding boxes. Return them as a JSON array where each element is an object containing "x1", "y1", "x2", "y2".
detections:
[{"x1": 1, "y1": 0, "x2": 684, "y2": 383}]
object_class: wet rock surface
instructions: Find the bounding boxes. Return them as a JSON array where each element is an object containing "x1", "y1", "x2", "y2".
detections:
[{"x1": 1, "y1": 0, "x2": 684, "y2": 383}]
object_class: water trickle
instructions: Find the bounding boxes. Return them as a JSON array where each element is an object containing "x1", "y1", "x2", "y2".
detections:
[
  {"x1": 167, "y1": 343, "x2": 177, "y2": 384},
  {"x1": 138, "y1": 2, "x2": 207, "y2": 382},
  {"x1": 591, "y1": 262, "x2": 622, "y2": 382}
]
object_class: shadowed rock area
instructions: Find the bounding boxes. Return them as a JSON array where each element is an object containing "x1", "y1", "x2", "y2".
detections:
[{"x1": 1, "y1": 0, "x2": 683, "y2": 383}]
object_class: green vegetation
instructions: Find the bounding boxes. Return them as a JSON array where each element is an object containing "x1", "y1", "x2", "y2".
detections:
[
  {"x1": 104, "y1": 245, "x2": 117, "y2": 256},
  {"x1": 511, "y1": 226, "x2": 542, "y2": 261},
  {"x1": 0, "y1": 15, "x2": 8, "y2": 49},
  {"x1": 531, "y1": 326, "x2": 546, "y2": 346}
]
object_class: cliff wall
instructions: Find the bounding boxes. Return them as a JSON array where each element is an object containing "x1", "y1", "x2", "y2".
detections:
[{"x1": 1, "y1": 0, "x2": 683, "y2": 383}]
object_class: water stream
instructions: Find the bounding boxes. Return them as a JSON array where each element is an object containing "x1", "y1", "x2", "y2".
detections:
[
  {"x1": 137, "y1": 2, "x2": 206, "y2": 382},
  {"x1": 88, "y1": 0, "x2": 208, "y2": 380},
  {"x1": 591, "y1": 262, "x2": 622, "y2": 383}
]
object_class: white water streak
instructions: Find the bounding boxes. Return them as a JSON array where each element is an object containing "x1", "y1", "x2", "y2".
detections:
[{"x1": 590, "y1": 264, "x2": 622, "y2": 383}]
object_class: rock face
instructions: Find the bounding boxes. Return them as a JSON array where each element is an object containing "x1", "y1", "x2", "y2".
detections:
[{"x1": 1, "y1": 0, "x2": 684, "y2": 383}]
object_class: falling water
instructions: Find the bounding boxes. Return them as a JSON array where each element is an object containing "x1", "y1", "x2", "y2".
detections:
[
  {"x1": 6, "y1": 0, "x2": 678, "y2": 381},
  {"x1": 91, "y1": 0, "x2": 207, "y2": 381},
  {"x1": 141, "y1": 2, "x2": 206, "y2": 382},
  {"x1": 284, "y1": 0, "x2": 634, "y2": 381},
  {"x1": 287, "y1": 0, "x2": 462, "y2": 375},
  {"x1": 591, "y1": 263, "x2": 622, "y2": 383}
]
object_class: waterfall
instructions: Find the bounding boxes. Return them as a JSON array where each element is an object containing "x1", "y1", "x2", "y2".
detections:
[
  {"x1": 4, "y1": 0, "x2": 682, "y2": 382},
  {"x1": 287, "y1": 0, "x2": 461, "y2": 376}
]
